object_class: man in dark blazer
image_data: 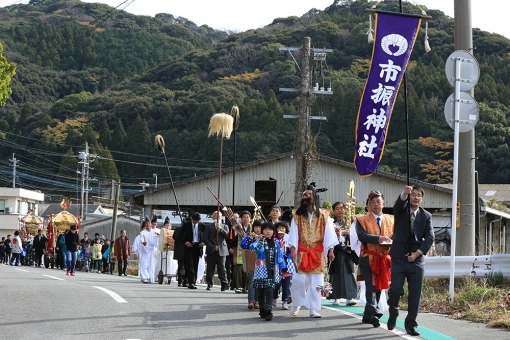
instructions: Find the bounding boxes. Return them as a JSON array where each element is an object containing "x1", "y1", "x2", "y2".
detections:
[
  {"x1": 173, "y1": 218, "x2": 188, "y2": 287},
  {"x1": 32, "y1": 229, "x2": 48, "y2": 267},
  {"x1": 179, "y1": 212, "x2": 205, "y2": 289},
  {"x1": 203, "y1": 211, "x2": 229, "y2": 291},
  {"x1": 387, "y1": 185, "x2": 434, "y2": 336}
]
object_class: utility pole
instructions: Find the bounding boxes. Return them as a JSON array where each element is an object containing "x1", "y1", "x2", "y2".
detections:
[
  {"x1": 280, "y1": 38, "x2": 333, "y2": 207},
  {"x1": 110, "y1": 180, "x2": 120, "y2": 244},
  {"x1": 454, "y1": 0, "x2": 475, "y2": 256},
  {"x1": 79, "y1": 142, "x2": 97, "y2": 221},
  {"x1": 10, "y1": 153, "x2": 17, "y2": 188}
]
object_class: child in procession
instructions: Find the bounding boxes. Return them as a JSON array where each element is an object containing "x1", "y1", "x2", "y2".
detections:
[
  {"x1": 241, "y1": 219, "x2": 263, "y2": 310},
  {"x1": 273, "y1": 221, "x2": 294, "y2": 310},
  {"x1": 250, "y1": 222, "x2": 286, "y2": 321}
]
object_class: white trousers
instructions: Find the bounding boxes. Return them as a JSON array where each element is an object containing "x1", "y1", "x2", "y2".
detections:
[{"x1": 291, "y1": 272, "x2": 323, "y2": 311}]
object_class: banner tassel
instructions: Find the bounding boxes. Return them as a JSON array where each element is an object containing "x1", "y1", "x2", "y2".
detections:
[
  {"x1": 367, "y1": 14, "x2": 375, "y2": 44},
  {"x1": 423, "y1": 12, "x2": 431, "y2": 52}
]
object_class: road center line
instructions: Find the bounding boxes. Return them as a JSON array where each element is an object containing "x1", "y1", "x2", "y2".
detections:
[
  {"x1": 92, "y1": 286, "x2": 127, "y2": 303},
  {"x1": 15, "y1": 268, "x2": 29, "y2": 272},
  {"x1": 42, "y1": 275, "x2": 65, "y2": 281}
]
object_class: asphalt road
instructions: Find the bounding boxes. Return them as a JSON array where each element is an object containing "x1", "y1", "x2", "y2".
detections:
[{"x1": 0, "y1": 264, "x2": 508, "y2": 340}]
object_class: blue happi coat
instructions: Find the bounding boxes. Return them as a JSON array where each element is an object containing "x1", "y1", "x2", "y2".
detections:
[{"x1": 250, "y1": 237, "x2": 286, "y2": 289}]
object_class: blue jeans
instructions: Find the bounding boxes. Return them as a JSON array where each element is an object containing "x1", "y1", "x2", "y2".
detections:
[
  {"x1": 66, "y1": 251, "x2": 77, "y2": 273},
  {"x1": 247, "y1": 272, "x2": 255, "y2": 302},
  {"x1": 10, "y1": 253, "x2": 20, "y2": 266}
]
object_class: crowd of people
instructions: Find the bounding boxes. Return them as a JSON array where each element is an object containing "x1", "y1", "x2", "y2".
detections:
[{"x1": 1, "y1": 184, "x2": 433, "y2": 334}]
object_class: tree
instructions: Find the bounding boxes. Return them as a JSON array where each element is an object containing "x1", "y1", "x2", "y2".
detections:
[
  {"x1": 98, "y1": 119, "x2": 111, "y2": 146},
  {"x1": 110, "y1": 119, "x2": 127, "y2": 153},
  {"x1": 0, "y1": 43, "x2": 16, "y2": 107},
  {"x1": 17, "y1": 104, "x2": 33, "y2": 131}
]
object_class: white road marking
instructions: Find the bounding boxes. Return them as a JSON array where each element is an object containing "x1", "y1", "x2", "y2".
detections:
[
  {"x1": 92, "y1": 286, "x2": 127, "y2": 303},
  {"x1": 15, "y1": 268, "x2": 29, "y2": 272},
  {"x1": 42, "y1": 275, "x2": 65, "y2": 281}
]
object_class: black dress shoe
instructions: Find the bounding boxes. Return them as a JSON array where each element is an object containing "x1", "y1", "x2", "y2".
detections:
[
  {"x1": 361, "y1": 318, "x2": 371, "y2": 324},
  {"x1": 206, "y1": 285, "x2": 211, "y2": 290},
  {"x1": 406, "y1": 327, "x2": 420, "y2": 336},
  {"x1": 387, "y1": 317, "x2": 396, "y2": 331},
  {"x1": 370, "y1": 316, "x2": 380, "y2": 328},
  {"x1": 221, "y1": 284, "x2": 228, "y2": 291},
  {"x1": 188, "y1": 284, "x2": 197, "y2": 289}
]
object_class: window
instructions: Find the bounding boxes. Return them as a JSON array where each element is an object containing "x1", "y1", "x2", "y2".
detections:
[
  {"x1": 255, "y1": 180, "x2": 277, "y2": 204},
  {"x1": 17, "y1": 200, "x2": 21, "y2": 214},
  {"x1": 0, "y1": 199, "x2": 4, "y2": 212}
]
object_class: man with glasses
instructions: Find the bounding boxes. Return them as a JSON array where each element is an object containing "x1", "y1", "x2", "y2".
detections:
[
  {"x1": 387, "y1": 185, "x2": 434, "y2": 336},
  {"x1": 356, "y1": 190, "x2": 393, "y2": 328}
]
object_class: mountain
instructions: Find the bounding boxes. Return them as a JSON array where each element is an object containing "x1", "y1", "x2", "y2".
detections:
[{"x1": 1, "y1": 0, "x2": 510, "y2": 198}]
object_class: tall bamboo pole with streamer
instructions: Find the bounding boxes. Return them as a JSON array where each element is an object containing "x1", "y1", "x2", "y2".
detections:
[{"x1": 208, "y1": 112, "x2": 234, "y2": 245}]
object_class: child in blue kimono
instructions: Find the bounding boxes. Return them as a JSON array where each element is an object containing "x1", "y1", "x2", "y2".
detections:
[
  {"x1": 273, "y1": 221, "x2": 295, "y2": 310},
  {"x1": 250, "y1": 222, "x2": 286, "y2": 321}
]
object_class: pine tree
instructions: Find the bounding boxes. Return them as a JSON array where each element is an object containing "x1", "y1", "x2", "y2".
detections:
[{"x1": 98, "y1": 119, "x2": 111, "y2": 147}]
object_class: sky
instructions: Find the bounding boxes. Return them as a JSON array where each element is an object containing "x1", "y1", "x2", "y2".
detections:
[{"x1": 2, "y1": 1, "x2": 509, "y2": 39}]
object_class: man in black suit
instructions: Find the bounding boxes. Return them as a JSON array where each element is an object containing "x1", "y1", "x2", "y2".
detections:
[
  {"x1": 203, "y1": 211, "x2": 230, "y2": 291},
  {"x1": 179, "y1": 212, "x2": 205, "y2": 289},
  {"x1": 173, "y1": 218, "x2": 188, "y2": 287},
  {"x1": 32, "y1": 229, "x2": 48, "y2": 267},
  {"x1": 387, "y1": 185, "x2": 434, "y2": 336}
]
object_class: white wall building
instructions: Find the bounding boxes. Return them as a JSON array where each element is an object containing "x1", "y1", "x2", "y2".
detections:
[{"x1": 0, "y1": 188, "x2": 45, "y2": 236}]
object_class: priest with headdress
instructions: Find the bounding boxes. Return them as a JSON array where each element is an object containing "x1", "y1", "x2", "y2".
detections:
[
  {"x1": 138, "y1": 216, "x2": 159, "y2": 283},
  {"x1": 288, "y1": 183, "x2": 338, "y2": 318},
  {"x1": 155, "y1": 217, "x2": 177, "y2": 283}
]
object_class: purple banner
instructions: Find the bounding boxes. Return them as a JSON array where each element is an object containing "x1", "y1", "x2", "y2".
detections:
[{"x1": 354, "y1": 13, "x2": 421, "y2": 177}]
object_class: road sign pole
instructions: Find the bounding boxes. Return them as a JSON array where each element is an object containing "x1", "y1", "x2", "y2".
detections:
[{"x1": 449, "y1": 57, "x2": 462, "y2": 303}]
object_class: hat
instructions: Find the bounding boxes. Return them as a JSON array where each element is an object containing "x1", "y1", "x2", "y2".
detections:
[
  {"x1": 151, "y1": 215, "x2": 158, "y2": 223},
  {"x1": 143, "y1": 216, "x2": 150, "y2": 223},
  {"x1": 164, "y1": 216, "x2": 170, "y2": 225},
  {"x1": 368, "y1": 190, "x2": 383, "y2": 200}
]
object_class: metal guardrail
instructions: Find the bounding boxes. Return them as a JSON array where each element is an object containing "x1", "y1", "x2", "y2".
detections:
[{"x1": 424, "y1": 254, "x2": 510, "y2": 278}]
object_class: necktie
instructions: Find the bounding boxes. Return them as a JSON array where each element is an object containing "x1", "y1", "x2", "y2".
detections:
[
  {"x1": 376, "y1": 217, "x2": 381, "y2": 231},
  {"x1": 410, "y1": 211, "x2": 416, "y2": 240}
]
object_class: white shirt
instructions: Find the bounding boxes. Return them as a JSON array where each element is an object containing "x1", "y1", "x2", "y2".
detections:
[{"x1": 192, "y1": 224, "x2": 199, "y2": 243}]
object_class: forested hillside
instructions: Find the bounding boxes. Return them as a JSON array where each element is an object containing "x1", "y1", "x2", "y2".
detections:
[{"x1": 1, "y1": 0, "x2": 510, "y2": 197}]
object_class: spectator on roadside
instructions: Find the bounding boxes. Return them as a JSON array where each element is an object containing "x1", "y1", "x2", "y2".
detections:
[
  {"x1": 80, "y1": 232, "x2": 90, "y2": 248},
  {"x1": 82, "y1": 240, "x2": 92, "y2": 272},
  {"x1": 56, "y1": 231, "x2": 68, "y2": 271},
  {"x1": 101, "y1": 239, "x2": 111, "y2": 274},
  {"x1": 92, "y1": 238, "x2": 102, "y2": 273},
  {"x1": 0, "y1": 237, "x2": 5, "y2": 264},
  {"x1": 113, "y1": 230, "x2": 130, "y2": 277},
  {"x1": 4, "y1": 235, "x2": 12, "y2": 265},
  {"x1": 9, "y1": 231, "x2": 23, "y2": 266},
  {"x1": 32, "y1": 229, "x2": 48, "y2": 268}
]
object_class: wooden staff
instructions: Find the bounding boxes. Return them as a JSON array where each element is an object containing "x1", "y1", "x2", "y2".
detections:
[{"x1": 208, "y1": 112, "x2": 234, "y2": 246}]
